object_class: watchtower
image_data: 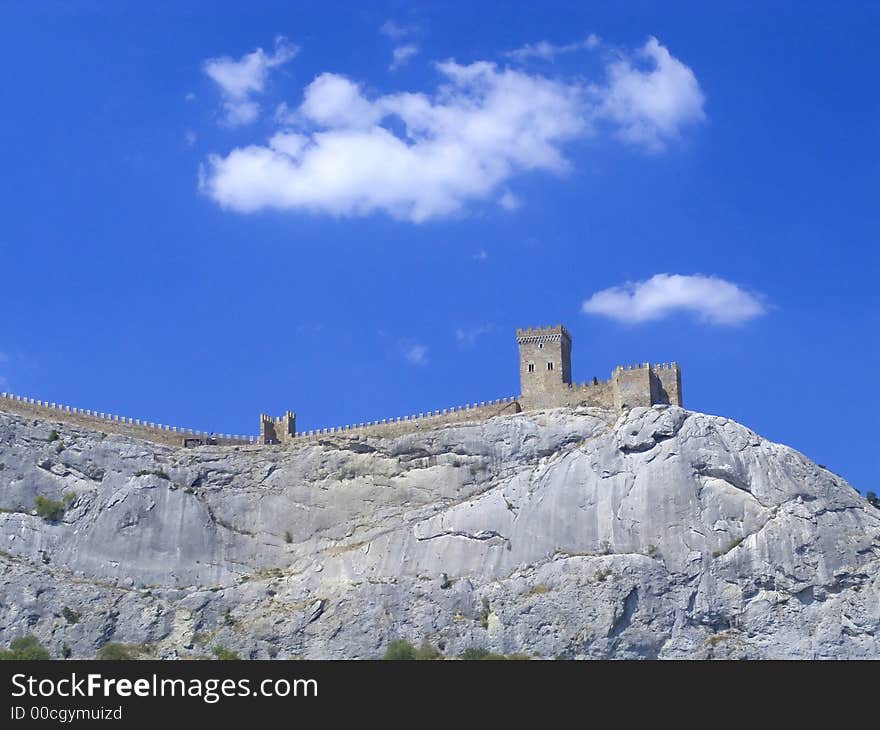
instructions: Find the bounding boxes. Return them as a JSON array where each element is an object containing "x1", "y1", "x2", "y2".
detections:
[
  {"x1": 259, "y1": 410, "x2": 296, "y2": 445},
  {"x1": 516, "y1": 325, "x2": 572, "y2": 410}
]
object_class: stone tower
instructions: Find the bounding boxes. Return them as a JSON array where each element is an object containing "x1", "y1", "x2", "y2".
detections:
[
  {"x1": 259, "y1": 411, "x2": 296, "y2": 445},
  {"x1": 516, "y1": 325, "x2": 572, "y2": 410}
]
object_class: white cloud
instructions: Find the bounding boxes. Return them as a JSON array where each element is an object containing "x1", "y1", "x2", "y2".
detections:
[
  {"x1": 203, "y1": 37, "x2": 298, "y2": 126},
  {"x1": 506, "y1": 34, "x2": 600, "y2": 62},
  {"x1": 473, "y1": 248, "x2": 489, "y2": 261},
  {"x1": 402, "y1": 343, "x2": 429, "y2": 365},
  {"x1": 202, "y1": 61, "x2": 585, "y2": 221},
  {"x1": 498, "y1": 190, "x2": 520, "y2": 210},
  {"x1": 184, "y1": 129, "x2": 197, "y2": 147},
  {"x1": 380, "y1": 20, "x2": 416, "y2": 39},
  {"x1": 299, "y1": 74, "x2": 381, "y2": 128},
  {"x1": 200, "y1": 37, "x2": 704, "y2": 221},
  {"x1": 390, "y1": 44, "x2": 419, "y2": 70},
  {"x1": 185, "y1": 92, "x2": 196, "y2": 102},
  {"x1": 581, "y1": 274, "x2": 766, "y2": 325},
  {"x1": 456, "y1": 325, "x2": 492, "y2": 346},
  {"x1": 594, "y1": 36, "x2": 705, "y2": 151}
]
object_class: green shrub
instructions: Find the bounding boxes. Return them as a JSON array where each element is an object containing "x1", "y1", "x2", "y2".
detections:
[
  {"x1": 382, "y1": 640, "x2": 443, "y2": 660},
  {"x1": 478, "y1": 597, "x2": 491, "y2": 629},
  {"x1": 212, "y1": 646, "x2": 240, "y2": 660},
  {"x1": 0, "y1": 635, "x2": 51, "y2": 660},
  {"x1": 48, "y1": 430, "x2": 59, "y2": 443},
  {"x1": 61, "y1": 643, "x2": 72, "y2": 659},
  {"x1": 284, "y1": 531, "x2": 293, "y2": 544},
  {"x1": 62, "y1": 606, "x2": 80, "y2": 625},
  {"x1": 867, "y1": 491, "x2": 880, "y2": 509},
  {"x1": 96, "y1": 643, "x2": 139, "y2": 660},
  {"x1": 62, "y1": 491, "x2": 76, "y2": 506},
  {"x1": 382, "y1": 639, "x2": 417, "y2": 660},
  {"x1": 414, "y1": 642, "x2": 442, "y2": 660},
  {"x1": 34, "y1": 495, "x2": 66, "y2": 522}
]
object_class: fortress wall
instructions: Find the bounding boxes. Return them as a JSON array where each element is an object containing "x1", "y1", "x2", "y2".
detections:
[
  {"x1": 613, "y1": 364, "x2": 653, "y2": 411},
  {"x1": 259, "y1": 411, "x2": 296, "y2": 445},
  {"x1": 0, "y1": 393, "x2": 254, "y2": 447},
  {"x1": 283, "y1": 397, "x2": 522, "y2": 444},
  {"x1": 651, "y1": 363, "x2": 682, "y2": 406},
  {"x1": 561, "y1": 378, "x2": 616, "y2": 409}
]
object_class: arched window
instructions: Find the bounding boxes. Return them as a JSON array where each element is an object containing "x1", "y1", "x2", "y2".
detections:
[{"x1": 547, "y1": 362, "x2": 554, "y2": 371}]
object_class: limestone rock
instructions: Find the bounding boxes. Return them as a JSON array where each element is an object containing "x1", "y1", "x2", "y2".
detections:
[{"x1": 0, "y1": 405, "x2": 877, "y2": 659}]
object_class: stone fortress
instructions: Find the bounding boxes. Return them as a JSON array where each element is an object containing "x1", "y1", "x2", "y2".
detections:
[{"x1": 0, "y1": 324, "x2": 680, "y2": 447}]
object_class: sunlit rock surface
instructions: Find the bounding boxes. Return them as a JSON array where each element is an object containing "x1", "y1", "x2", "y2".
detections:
[{"x1": 1, "y1": 404, "x2": 877, "y2": 659}]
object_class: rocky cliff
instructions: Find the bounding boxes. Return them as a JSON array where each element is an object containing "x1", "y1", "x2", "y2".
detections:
[{"x1": 0, "y1": 404, "x2": 878, "y2": 659}]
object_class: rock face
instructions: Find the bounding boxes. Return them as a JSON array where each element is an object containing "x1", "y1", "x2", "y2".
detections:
[{"x1": 0, "y1": 405, "x2": 878, "y2": 659}]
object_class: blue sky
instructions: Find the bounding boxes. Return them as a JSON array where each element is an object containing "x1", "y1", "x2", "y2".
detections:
[{"x1": 0, "y1": 2, "x2": 877, "y2": 491}]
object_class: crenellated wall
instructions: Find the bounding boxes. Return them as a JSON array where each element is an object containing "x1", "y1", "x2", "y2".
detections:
[
  {"x1": 652, "y1": 362, "x2": 682, "y2": 406},
  {"x1": 263, "y1": 397, "x2": 521, "y2": 445},
  {"x1": 0, "y1": 393, "x2": 254, "y2": 447},
  {"x1": 260, "y1": 411, "x2": 296, "y2": 445},
  {"x1": 0, "y1": 324, "x2": 682, "y2": 450},
  {"x1": 515, "y1": 324, "x2": 682, "y2": 414}
]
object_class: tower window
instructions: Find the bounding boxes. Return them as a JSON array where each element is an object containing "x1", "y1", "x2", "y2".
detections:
[
  {"x1": 539, "y1": 343, "x2": 543, "y2": 349},
  {"x1": 528, "y1": 363, "x2": 535, "y2": 373},
  {"x1": 547, "y1": 362, "x2": 554, "y2": 371}
]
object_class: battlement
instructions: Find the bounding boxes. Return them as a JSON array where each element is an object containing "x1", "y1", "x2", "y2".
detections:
[
  {"x1": 515, "y1": 324, "x2": 572, "y2": 344},
  {"x1": 517, "y1": 325, "x2": 681, "y2": 412},
  {"x1": 612, "y1": 362, "x2": 679, "y2": 371},
  {"x1": 274, "y1": 397, "x2": 521, "y2": 444},
  {"x1": 0, "y1": 323, "x2": 681, "y2": 450},
  {"x1": 0, "y1": 392, "x2": 255, "y2": 447},
  {"x1": 259, "y1": 410, "x2": 296, "y2": 445}
]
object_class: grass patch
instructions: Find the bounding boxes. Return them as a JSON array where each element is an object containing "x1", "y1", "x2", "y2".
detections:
[
  {"x1": 212, "y1": 646, "x2": 240, "y2": 661},
  {"x1": 96, "y1": 643, "x2": 142, "y2": 661},
  {"x1": 524, "y1": 584, "x2": 551, "y2": 596},
  {"x1": 382, "y1": 640, "x2": 442, "y2": 660},
  {"x1": 0, "y1": 635, "x2": 51, "y2": 660},
  {"x1": 457, "y1": 647, "x2": 528, "y2": 660},
  {"x1": 705, "y1": 630, "x2": 740, "y2": 648}
]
